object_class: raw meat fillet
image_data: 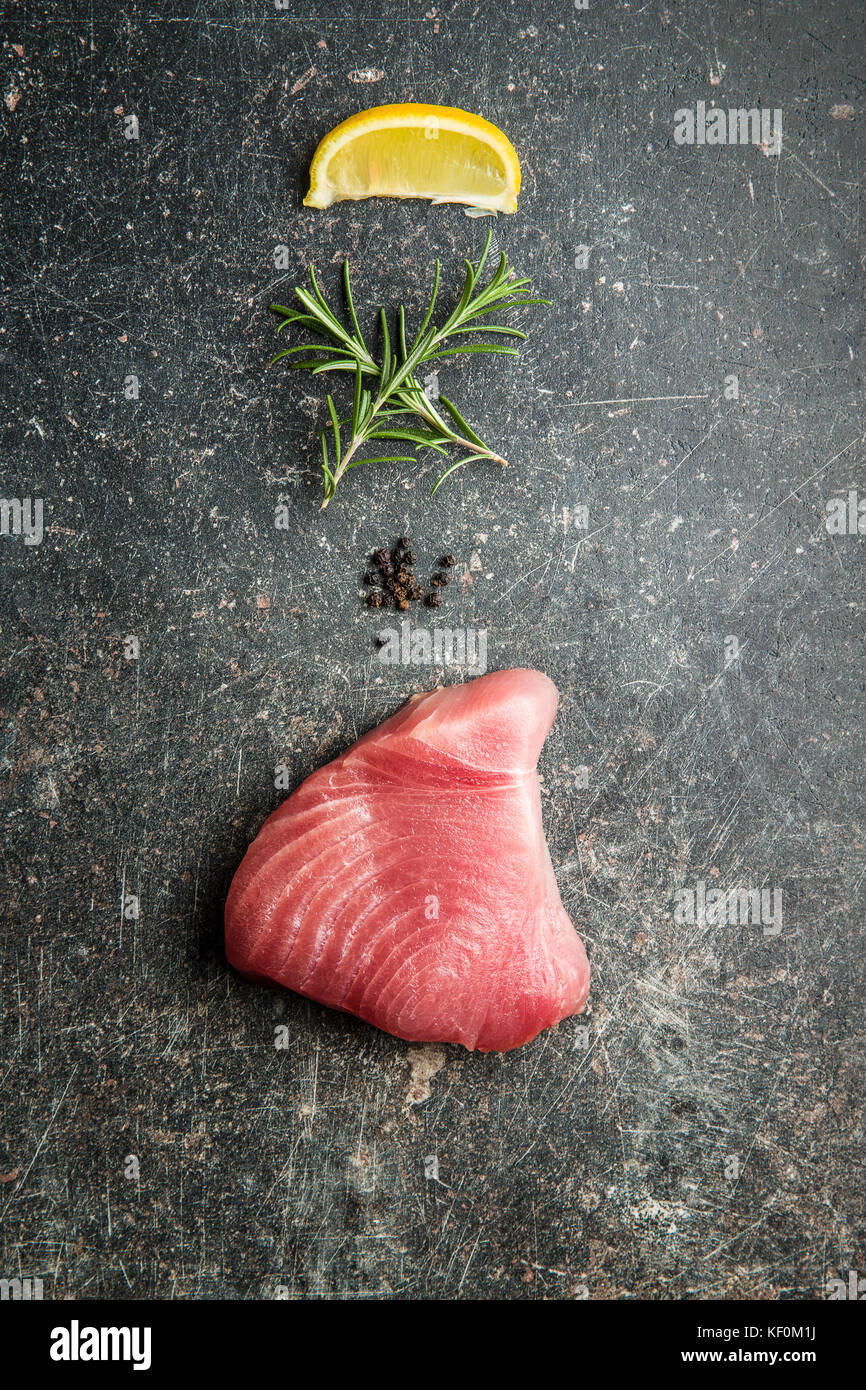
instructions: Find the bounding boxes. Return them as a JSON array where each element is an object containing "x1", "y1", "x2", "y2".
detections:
[{"x1": 225, "y1": 668, "x2": 589, "y2": 1051}]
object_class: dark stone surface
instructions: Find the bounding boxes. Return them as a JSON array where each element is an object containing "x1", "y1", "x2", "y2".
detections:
[{"x1": 0, "y1": 0, "x2": 863, "y2": 1300}]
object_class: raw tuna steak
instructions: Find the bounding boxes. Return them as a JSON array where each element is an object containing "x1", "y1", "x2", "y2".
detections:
[{"x1": 225, "y1": 668, "x2": 589, "y2": 1051}]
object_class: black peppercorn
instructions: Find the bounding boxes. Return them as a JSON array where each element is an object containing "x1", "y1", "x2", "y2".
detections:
[{"x1": 364, "y1": 540, "x2": 459, "y2": 616}]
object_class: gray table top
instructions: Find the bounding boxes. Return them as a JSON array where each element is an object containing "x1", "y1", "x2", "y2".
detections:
[{"x1": 0, "y1": 0, "x2": 863, "y2": 1299}]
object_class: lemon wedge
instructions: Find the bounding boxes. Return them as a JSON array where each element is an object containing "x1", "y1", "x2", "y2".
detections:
[{"x1": 303, "y1": 103, "x2": 521, "y2": 213}]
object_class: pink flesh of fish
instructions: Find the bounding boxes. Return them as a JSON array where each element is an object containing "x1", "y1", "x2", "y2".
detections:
[{"x1": 225, "y1": 668, "x2": 590, "y2": 1052}]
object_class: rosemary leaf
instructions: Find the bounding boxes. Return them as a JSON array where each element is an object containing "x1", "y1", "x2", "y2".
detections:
[
  {"x1": 431, "y1": 454, "x2": 489, "y2": 495},
  {"x1": 424, "y1": 344, "x2": 521, "y2": 359},
  {"x1": 344, "y1": 455, "x2": 416, "y2": 469},
  {"x1": 326, "y1": 395, "x2": 341, "y2": 464},
  {"x1": 342, "y1": 263, "x2": 369, "y2": 355},
  {"x1": 380, "y1": 307, "x2": 392, "y2": 387},
  {"x1": 437, "y1": 395, "x2": 489, "y2": 451}
]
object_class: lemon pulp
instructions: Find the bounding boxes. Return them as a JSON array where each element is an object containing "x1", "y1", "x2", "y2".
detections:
[{"x1": 304, "y1": 103, "x2": 521, "y2": 213}]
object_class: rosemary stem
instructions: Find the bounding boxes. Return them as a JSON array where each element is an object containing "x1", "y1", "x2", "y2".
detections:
[
  {"x1": 321, "y1": 392, "x2": 390, "y2": 506},
  {"x1": 320, "y1": 434, "x2": 361, "y2": 509}
]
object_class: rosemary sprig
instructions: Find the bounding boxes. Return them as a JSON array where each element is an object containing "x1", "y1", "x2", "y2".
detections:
[{"x1": 268, "y1": 230, "x2": 549, "y2": 508}]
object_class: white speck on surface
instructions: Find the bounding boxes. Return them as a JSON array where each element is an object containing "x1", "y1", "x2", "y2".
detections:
[{"x1": 405, "y1": 1045, "x2": 447, "y2": 1107}]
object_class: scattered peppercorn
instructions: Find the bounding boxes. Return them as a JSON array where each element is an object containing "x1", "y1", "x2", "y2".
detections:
[{"x1": 364, "y1": 537, "x2": 459, "y2": 626}]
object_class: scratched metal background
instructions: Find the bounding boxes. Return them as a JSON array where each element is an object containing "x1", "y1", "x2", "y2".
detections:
[{"x1": 1, "y1": 0, "x2": 864, "y2": 1300}]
